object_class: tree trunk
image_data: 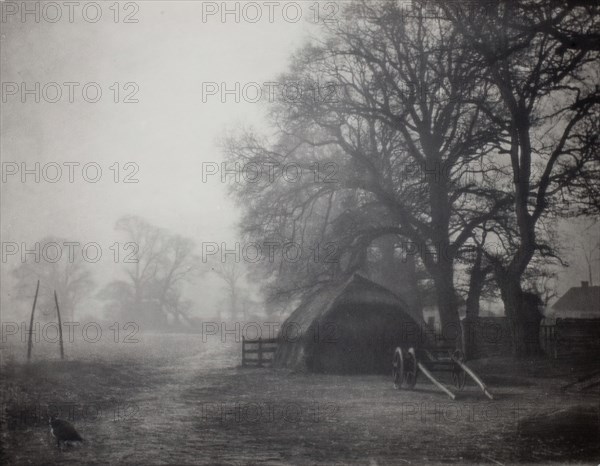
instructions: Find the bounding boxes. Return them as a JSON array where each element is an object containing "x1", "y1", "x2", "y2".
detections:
[
  {"x1": 433, "y1": 262, "x2": 461, "y2": 346},
  {"x1": 497, "y1": 271, "x2": 543, "y2": 358},
  {"x1": 426, "y1": 171, "x2": 461, "y2": 346},
  {"x1": 463, "y1": 252, "x2": 487, "y2": 360},
  {"x1": 378, "y1": 236, "x2": 422, "y2": 314},
  {"x1": 404, "y1": 253, "x2": 423, "y2": 316}
]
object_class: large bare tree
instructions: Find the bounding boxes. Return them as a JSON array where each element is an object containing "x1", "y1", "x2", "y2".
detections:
[
  {"x1": 443, "y1": 0, "x2": 599, "y2": 355},
  {"x1": 226, "y1": 1, "x2": 508, "y2": 338}
]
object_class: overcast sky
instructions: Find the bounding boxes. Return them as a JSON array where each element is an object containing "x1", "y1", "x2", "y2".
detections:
[
  {"x1": 1, "y1": 2, "x2": 318, "y2": 238},
  {"x1": 1, "y1": 2, "x2": 319, "y2": 318}
]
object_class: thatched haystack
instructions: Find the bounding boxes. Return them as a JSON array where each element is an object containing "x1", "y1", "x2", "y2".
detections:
[{"x1": 273, "y1": 273, "x2": 429, "y2": 374}]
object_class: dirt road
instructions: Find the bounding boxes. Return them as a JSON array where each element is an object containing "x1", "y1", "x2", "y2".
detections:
[{"x1": 1, "y1": 335, "x2": 598, "y2": 465}]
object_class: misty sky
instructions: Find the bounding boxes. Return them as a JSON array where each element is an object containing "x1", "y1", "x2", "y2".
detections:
[
  {"x1": 1, "y1": 1, "x2": 598, "y2": 320},
  {"x1": 1, "y1": 3, "x2": 316, "y2": 238},
  {"x1": 1, "y1": 2, "x2": 318, "y2": 318}
]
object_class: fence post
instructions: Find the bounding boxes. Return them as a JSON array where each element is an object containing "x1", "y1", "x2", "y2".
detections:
[
  {"x1": 257, "y1": 337, "x2": 263, "y2": 367},
  {"x1": 242, "y1": 336, "x2": 246, "y2": 367},
  {"x1": 552, "y1": 325, "x2": 557, "y2": 359}
]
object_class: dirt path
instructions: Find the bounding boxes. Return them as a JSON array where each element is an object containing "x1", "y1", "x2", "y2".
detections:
[{"x1": 2, "y1": 338, "x2": 599, "y2": 465}]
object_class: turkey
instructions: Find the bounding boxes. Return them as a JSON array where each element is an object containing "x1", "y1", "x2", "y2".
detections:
[{"x1": 49, "y1": 415, "x2": 84, "y2": 449}]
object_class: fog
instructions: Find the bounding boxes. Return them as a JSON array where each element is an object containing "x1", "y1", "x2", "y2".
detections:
[{"x1": 1, "y1": 3, "x2": 315, "y2": 321}]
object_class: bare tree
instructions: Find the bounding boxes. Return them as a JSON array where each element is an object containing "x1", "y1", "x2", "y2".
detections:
[
  {"x1": 152, "y1": 234, "x2": 199, "y2": 324},
  {"x1": 577, "y1": 220, "x2": 600, "y2": 285},
  {"x1": 225, "y1": 1, "x2": 509, "y2": 338},
  {"x1": 206, "y1": 260, "x2": 246, "y2": 320},
  {"x1": 444, "y1": 1, "x2": 599, "y2": 356},
  {"x1": 99, "y1": 216, "x2": 198, "y2": 328},
  {"x1": 12, "y1": 236, "x2": 94, "y2": 322}
]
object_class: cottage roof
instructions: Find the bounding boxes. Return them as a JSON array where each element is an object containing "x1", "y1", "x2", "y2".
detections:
[{"x1": 553, "y1": 284, "x2": 600, "y2": 313}]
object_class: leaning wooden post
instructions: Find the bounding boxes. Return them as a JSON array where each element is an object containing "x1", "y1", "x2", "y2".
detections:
[
  {"x1": 54, "y1": 291, "x2": 64, "y2": 359},
  {"x1": 27, "y1": 280, "x2": 40, "y2": 361},
  {"x1": 416, "y1": 362, "x2": 456, "y2": 400},
  {"x1": 451, "y1": 358, "x2": 494, "y2": 400}
]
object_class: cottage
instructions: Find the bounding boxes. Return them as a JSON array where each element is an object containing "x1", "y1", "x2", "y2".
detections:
[{"x1": 551, "y1": 281, "x2": 600, "y2": 319}]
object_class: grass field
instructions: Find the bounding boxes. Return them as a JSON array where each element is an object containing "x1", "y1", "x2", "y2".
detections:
[{"x1": 1, "y1": 334, "x2": 599, "y2": 465}]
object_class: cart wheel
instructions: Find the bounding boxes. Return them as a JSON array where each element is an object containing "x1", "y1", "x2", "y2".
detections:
[
  {"x1": 405, "y1": 347, "x2": 418, "y2": 389},
  {"x1": 392, "y1": 347, "x2": 404, "y2": 389},
  {"x1": 452, "y1": 349, "x2": 466, "y2": 390}
]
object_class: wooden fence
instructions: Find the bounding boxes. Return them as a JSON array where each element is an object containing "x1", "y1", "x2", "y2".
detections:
[
  {"x1": 464, "y1": 317, "x2": 600, "y2": 359},
  {"x1": 540, "y1": 324, "x2": 556, "y2": 357},
  {"x1": 541, "y1": 319, "x2": 600, "y2": 359},
  {"x1": 241, "y1": 337, "x2": 278, "y2": 367}
]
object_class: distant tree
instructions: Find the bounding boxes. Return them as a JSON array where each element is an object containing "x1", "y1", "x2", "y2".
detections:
[
  {"x1": 527, "y1": 270, "x2": 558, "y2": 309},
  {"x1": 204, "y1": 260, "x2": 246, "y2": 320},
  {"x1": 12, "y1": 236, "x2": 94, "y2": 321},
  {"x1": 99, "y1": 216, "x2": 198, "y2": 328},
  {"x1": 152, "y1": 234, "x2": 198, "y2": 325},
  {"x1": 97, "y1": 280, "x2": 135, "y2": 321},
  {"x1": 367, "y1": 235, "x2": 424, "y2": 314},
  {"x1": 576, "y1": 220, "x2": 600, "y2": 286}
]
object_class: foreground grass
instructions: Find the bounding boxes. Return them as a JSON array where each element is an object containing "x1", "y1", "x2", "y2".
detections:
[{"x1": 1, "y1": 337, "x2": 598, "y2": 465}]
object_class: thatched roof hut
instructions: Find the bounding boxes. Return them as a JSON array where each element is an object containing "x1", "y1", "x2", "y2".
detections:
[{"x1": 273, "y1": 273, "x2": 430, "y2": 374}]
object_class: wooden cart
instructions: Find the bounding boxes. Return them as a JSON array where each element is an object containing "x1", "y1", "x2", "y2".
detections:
[{"x1": 392, "y1": 345, "x2": 494, "y2": 400}]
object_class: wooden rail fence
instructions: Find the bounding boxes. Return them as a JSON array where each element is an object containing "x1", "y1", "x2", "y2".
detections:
[
  {"x1": 540, "y1": 319, "x2": 600, "y2": 359},
  {"x1": 540, "y1": 324, "x2": 556, "y2": 358},
  {"x1": 241, "y1": 337, "x2": 278, "y2": 367}
]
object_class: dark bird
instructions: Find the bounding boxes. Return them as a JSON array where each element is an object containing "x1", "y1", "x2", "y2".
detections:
[{"x1": 49, "y1": 415, "x2": 84, "y2": 449}]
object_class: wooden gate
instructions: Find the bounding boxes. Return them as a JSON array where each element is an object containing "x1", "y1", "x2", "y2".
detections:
[{"x1": 241, "y1": 337, "x2": 277, "y2": 367}]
